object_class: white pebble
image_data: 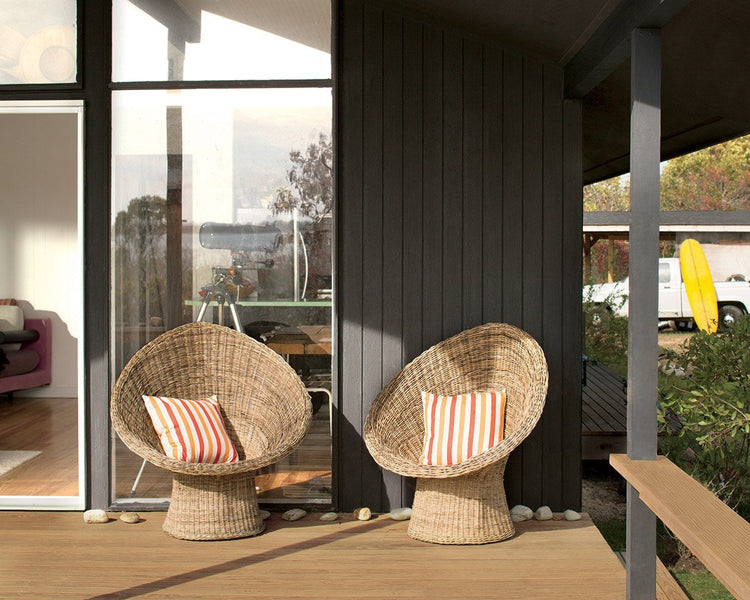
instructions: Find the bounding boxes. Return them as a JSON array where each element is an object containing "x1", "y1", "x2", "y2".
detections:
[
  {"x1": 119, "y1": 512, "x2": 140, "y2": 524},
  {"x1": 259, "y1": 510, "x2": 271, "y2": 520},
  {"x1": 353, "y1": 507, "x2": 372, "y2": 521},
  {"x1": 83, "y1": 509, "x2": 110, "y2": 524},
  {"x1": 510, "y1": 504, "x2": 534, "y2": 522},
  {"x1": 389, "y1": 507, "x2": 412, "y2": 521},
  {"x1": 564, "y1": 509, "x2": 581, "y2": 521},
  {"x1": 534, "y1": 506, "x2": 553, "y2": 521},
  {"x1": 282, "y1": 508, "x2": 307, "y2": 521},
  {"x1": 319, "y1": 512, "x2": 339, "y2": 521}
]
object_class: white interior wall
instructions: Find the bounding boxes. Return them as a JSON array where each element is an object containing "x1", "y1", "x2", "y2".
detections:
[{"x1": 0, "y1": 112, "x2": 79, "y2": 398}]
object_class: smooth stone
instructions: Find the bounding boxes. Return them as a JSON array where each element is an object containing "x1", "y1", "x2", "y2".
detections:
[
  {"x1": 282, "y1": 508, "x2": 307, "y2": 521},
  {"x1": 319, "y1": 512, "x2": 339, "y2": 522},
  {"x1": 83, "y1": 509, "x2": 110, "y2": 524},
  {"x1": 534, "y1": 506, "x2": 553, "y2": 521},
  {"x1": 389, "y1": 507, "x2": 412, "y2": 521},
  {"x1": 510, "y1": 504, "x2": 534, "y2": 522},
  {"x1": 564, "y1": 509, "x2": 582, "y2": 521},
  {"x1": 259, "y1": 510, "x2": 271, "y2": 520},
  {"x1": 353, "y1": 507, "x2": 371, "y2": 521},
  {"x1": 119, "y1": 512, "x2": 140, "y2": 524}
]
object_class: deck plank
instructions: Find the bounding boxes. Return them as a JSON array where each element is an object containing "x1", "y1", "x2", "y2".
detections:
[
  {"x1": 1, "y1": 512, "x2": 624, "y2": 599},
  {"x1": 582, "y1": 362, "x2": 627, "y2": 442}
]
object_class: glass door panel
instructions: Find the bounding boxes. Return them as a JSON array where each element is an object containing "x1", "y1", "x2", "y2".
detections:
[
  {"x1": 111, "y1": 87, "x2": 333, "y2": 504},
  {"x1": 112, "y1": 0, "x2": 331, "y2": 82},
  {"x1": 0, "y1": 0, "x2": 77, "y2": 85}
]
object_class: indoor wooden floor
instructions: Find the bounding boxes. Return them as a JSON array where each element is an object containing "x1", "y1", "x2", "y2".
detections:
[
  {"x1": 0, "y1": 511, "x2": 625, "y2": 599},
  {"x1": 0, "y1": 397, "x2": 78, "y2": 496}
]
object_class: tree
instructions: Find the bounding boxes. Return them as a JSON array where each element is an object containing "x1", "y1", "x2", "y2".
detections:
[
  {"x1": 583, "y1": 177, "x2": 631, "y2": 282},
  {"x1": 113, "y1": 195, "x2": 167, "y2": 325},
  {"x1": 661, "y1": 135, "x2": 750, "y2": 211},
  {"x1": 583, "y1": 175, "x2": 630, "y2": 212},
  {"x1": 272, "y1": 132, "x2": 333, "y2": 221}
]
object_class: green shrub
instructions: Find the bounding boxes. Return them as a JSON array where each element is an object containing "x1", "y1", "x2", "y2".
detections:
[
  {"x1": 658, "y1": 317, "x2": 750, "y2": 518},
  {"x1": 583, "y1": 289, "x2": 629, "y2": 377}
]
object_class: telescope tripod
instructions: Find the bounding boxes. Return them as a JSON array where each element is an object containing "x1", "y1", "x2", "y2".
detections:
[{"x1": 195, "y1": 282, "x2": 243, "y2": 332}]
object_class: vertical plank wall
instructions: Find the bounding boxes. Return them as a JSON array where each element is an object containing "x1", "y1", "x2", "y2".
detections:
[{"x1": 337, "y1": 0, "x2": 583, "y2": 512}]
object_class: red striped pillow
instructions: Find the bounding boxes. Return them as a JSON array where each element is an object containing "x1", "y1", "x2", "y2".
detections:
[
  {"x1": 419, "y1": 391, "x2": 506, "y2": 466},
  {"x1": 142, "y1": 395, "x2": 239, "y2": 463}
]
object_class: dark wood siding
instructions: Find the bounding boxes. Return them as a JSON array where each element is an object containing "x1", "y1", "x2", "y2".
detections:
[{"x1": 337, "y1": 0, "x2": 583, "y2": 512}]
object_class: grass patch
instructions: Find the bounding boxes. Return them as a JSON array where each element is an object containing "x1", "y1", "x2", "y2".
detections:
[
  {"x1": 592, "y1": 519, "x2": 676, "y2": 559},
  {"x1": 593, "y1": 518, "x2": 626, "y2": 552},
  {"x1": 671, "y1": 569, "x2": 734, "y2": 600}
]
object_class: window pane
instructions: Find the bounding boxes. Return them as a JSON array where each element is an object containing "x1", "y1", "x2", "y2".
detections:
[
  {"x1": 112, "y1": 0, "x2": 331, "y2": 82},
  {"x1": 0, "y1": 0, "x2": 77, "y2": 84},
  {"x1": 111, "y1": 88, "x2": 333, "y2": 504}
]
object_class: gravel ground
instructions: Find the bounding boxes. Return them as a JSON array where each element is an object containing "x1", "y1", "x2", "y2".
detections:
[{"x1": 582, "y1": 477, "x2": 626, "y2": 521}]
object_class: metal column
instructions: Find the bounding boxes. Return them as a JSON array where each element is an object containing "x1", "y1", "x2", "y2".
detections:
[{"x1": 626, "y1": 27, "x2": 661, "y2": 600}]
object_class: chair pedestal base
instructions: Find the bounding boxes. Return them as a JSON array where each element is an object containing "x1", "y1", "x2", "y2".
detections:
[
  {"x1": 408, "y1": 459, "x2": 514, "y2": 544},
  {"x1": 163, "y1": 471, "x2": 264, "y2": 540}
]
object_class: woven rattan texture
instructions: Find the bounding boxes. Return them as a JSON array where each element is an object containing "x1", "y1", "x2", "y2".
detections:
[
  {"x1": 409, "y1": 460, "x2": 514, "y2": 544},
  {"x1": 110, "y1": 322, "x2": 312, "y2": 539},
  {"x1": 164, "y1": 472, "x2": 264, "y2": 541},
  {"x1": 364, "y1": 323, "x2": 548, "y2": 544}
]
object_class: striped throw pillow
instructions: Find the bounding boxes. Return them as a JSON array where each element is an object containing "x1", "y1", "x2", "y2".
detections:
[
  {"x1": 419, "y1": 390, "x2": 506, "y2": 466},
  {"x1": 143, "y1": 395, "x2": 239, "y2": 463}
]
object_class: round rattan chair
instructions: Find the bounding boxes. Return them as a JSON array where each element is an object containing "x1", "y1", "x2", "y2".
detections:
[
  {"x1": 111, "y1": 322, "x2": 312, "y2": 541},
  {"x1": 364, "y1": 323, "x2": 548, "y2": 544}
]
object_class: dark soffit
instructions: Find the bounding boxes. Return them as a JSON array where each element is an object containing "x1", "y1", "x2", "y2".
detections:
[{"x1": 582, "y1": 0, "x2": 750, "y2": 184}]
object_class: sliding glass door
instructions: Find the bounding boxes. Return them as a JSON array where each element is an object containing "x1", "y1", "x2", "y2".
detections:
[{"x1": 109, "y1": 1, "x2": 333, "y2": 506}]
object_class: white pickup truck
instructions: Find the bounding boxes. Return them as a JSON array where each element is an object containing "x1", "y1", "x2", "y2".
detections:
[{"x1": 584, "y1": 257, "x2": 750, "y2": 329}]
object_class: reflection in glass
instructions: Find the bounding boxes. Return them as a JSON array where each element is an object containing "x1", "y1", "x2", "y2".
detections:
[
  {"x1": 111, "y1": 88, "x2": 333, "y2": 504},
  {"x1": 112, "y1": 0, "x2": 331, "y2": 82},
  {"x1": 0, "y1": 0, "x2": 77, "y2": 84}
]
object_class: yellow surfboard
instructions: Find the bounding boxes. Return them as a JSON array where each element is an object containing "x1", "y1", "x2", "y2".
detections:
[{"x1": 679, "y1": 239, "x2": 719, "y2": 333}]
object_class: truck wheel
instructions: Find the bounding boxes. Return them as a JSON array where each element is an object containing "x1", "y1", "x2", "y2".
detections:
[
  {"x1": 718, "y1": 305, "x2": 743, "y2": 328},
  {"x1": 668, "y1": 319, "x2": 694, "y2": 332}
]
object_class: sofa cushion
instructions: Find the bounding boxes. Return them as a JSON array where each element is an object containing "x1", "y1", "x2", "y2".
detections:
[
  {"x1": 0, "y1": 305, "x2": 24, "y2": 351},
  {"x1": 0, "y1": 349, "x2": 40, "y2": 377}
]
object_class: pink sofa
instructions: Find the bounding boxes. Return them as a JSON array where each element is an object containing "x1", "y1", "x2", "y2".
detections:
[{"x1": 0, "y1": 318, "x2": 52, "y2": 400}]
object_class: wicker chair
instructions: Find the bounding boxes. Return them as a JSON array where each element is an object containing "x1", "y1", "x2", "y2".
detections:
[
  {"x1": 364, "y1": 323, "x2": 548, "y2": 544},
  {"x1": 110, "y1": 322, "x2": 312, "y2": 540}
]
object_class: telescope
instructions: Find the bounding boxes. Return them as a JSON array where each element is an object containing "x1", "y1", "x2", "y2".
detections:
[
  {"x1": 199, "y1": 222, "x2": 281, "y2": 253},
  {"x1": 198, "y1": 219, "x2": 311, "y2": 302}
]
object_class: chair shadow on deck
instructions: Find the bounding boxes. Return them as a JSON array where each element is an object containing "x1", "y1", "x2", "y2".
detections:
[{"x1": 87, "y1": 516, "x2": 395, "y2": 600}]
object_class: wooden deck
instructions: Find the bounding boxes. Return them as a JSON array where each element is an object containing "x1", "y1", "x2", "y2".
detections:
[
  {"x1": 582, "y1": 361, "x2": 627, "y2": 460},
  {"x1": 1, "y1": 511, "x2": 625, "y2": 599}
]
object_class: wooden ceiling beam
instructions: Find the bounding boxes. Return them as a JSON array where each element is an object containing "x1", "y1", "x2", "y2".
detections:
[{"x1": 564, "y1": 0, "x2": 692, "y2": 98}]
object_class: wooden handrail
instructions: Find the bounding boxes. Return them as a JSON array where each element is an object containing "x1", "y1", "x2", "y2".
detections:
[{"x1": 610, "y1": 454, "x2": 750, "y2": 600}]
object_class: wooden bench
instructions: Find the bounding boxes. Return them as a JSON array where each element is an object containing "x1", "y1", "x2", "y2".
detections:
[{"x1": 611, "y1": 454, "x2": 750, "y2": 599}]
